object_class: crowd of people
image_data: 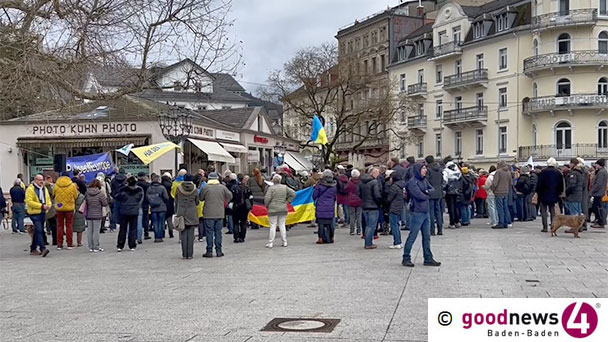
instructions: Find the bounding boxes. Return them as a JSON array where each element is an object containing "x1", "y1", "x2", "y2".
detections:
[{"x1": 4, "y1": 154, "x2": 607, "y2": 265}]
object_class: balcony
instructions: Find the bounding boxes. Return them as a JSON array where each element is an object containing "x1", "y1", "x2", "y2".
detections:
[
  {"x1": 518, "y1": 144, "x2": 608, "y2": 161},
  {"x1": 407, "y1": 116, "x2": 427, "y2": 134},
  {"x1": 429, "y1": 41, "x2": 462, "y2": 61},
  {"x1": 443, "y1": 106, "x2": 488, "y2": 128},
  {"x1": 531, "y1": 8, "x2": 597, "y2": 30},
  {"x1": 335, "y1": 137, "x2": 389, "y2": 151},
  {"x1": 524, "y1": 50, "x2": 608, "y2": 75},
  {"x1": 523, "y1": 94, "x2": 608, "y2": 114},
  {"x1": 407, "y1": 83, "x2": 427, "y2": 98},
  {"x1": 443, "y1": 69, "x2": 488, "y2": 91}
]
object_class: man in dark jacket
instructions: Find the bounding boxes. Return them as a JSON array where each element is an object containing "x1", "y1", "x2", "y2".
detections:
[
  {"x1": 386, "y1": 173, "x2": 405, "y2": 248},
  {"x1": 425, "y1": 156, "x2": 444, "y2": 235},
  {"x1": 514, "y1": 166, "x2": 532, "y2": 222},
  {"x1": 136, "y1": 172, "x2": 151, "y2": 243},
  {"x1": 390, "y1": 157, "x2": 407, "y2": 181},
  {"x1": 356, "y1": 167, "x2": 382, "y2": 249},
  {"x1": 10, "y1": 179, "x2": 26, "y2": 234},
  {"x1": 536, "y1": 158, "x2": 564, "y2": 232},
  {"x1": 109, "y1": 170, "x2": 127, "y2": 232},
  {"x1": 115, "y1": 176, "x2": 143, "y2": 251},
  {"x1": 71, "y1": 170, "x2": 87, "y2": 195},
  {"x1": 591, "y1": 159, "x2": 607, "y2": 228},
  {"x1": 565, "y1": 158, "x2": 585, "y2": 216},
  {"x1": 147, "y1": 174, "x2": 169, "y2": 243},
  {"x1": 458, "y1": 167, "x2": 474, "y2": 226},
  {"x1": 402, "y1": 163, "x2": 441, "y2": 267},
  {"x1": 161, "y1": 173, "x2": 175, "y2": 238},
  {"x1": 527, "y1": 166, "x2": 539, "y2": 220}
]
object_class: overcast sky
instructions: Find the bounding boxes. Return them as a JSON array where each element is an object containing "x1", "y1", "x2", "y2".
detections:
[{"x1": 230, "y1": 0, "x2": 398, "y2": 93}]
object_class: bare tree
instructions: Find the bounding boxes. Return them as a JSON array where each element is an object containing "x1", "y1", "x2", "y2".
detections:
[
  {"x1": 0, "y1": 0, "x2": 242, "y2": 117},
  {"x1": 262, "y1": 42, "x2": 411, "y2": 166}
]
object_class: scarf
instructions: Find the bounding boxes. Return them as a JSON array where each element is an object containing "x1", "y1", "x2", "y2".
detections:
[{"x1": 34, "y1": 183, "x2": 46, "y2": 204}]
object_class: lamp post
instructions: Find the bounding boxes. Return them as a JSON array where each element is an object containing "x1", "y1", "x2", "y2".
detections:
[{"x1": 158, "y1": 105, "x2": 193, "y2": 175}]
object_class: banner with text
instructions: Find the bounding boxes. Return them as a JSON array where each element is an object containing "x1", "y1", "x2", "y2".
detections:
[{"x1": 66, "y1": 153, "x2": 114, "y2": 183}]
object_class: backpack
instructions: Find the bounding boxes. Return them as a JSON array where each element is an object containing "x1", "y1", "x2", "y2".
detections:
[
  {"x1": 148, "y1": 191, "x2": 163, "y2": 208},
  {"x1": 337, "y1": 178, "x2": 347, "y2": 196}
]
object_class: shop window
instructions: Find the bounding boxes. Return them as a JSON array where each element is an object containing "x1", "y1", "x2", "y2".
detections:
[{"x1": 556, "y1": 78, "x2": 571, "y2": 97}]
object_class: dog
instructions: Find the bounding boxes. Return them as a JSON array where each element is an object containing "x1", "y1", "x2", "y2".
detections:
[{"x1": 551, "y1": 214, "x2": 586, "y2": 238}]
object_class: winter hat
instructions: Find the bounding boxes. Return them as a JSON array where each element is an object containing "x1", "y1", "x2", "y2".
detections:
[
  {"x1": 322, "y1": 169, "x2": 333, "y2": 178},
  {"x1": 162, "y1": 172, "x2": 172, "y2": 178},
  {"x1": 208, "y1": 172, "x2": 219, "y2": 180},
  {"x1": 137, "y1": 171, "x2": 146, "y2": 178},
  {"x1": 547, "y1": 157, "x2": 558, "y2": 167},
  {"x1": 597, "y1": 159, "x2": 606, "y2": 167},
  {"x1": 425, "y1": 155, "x2": 435, "y2": 165},
  {"x1": 461, "y1": 167, "x2": 469, "y2": 174},
  {"x1": 520, "y1": 165, "x2": 529, "y2": 173},
  {"x1": 351, "y1": 169, "x2": 361, "y2": 178}
]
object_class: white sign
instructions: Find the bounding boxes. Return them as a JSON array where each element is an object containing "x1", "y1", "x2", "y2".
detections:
[
  {"x1": 216, "y1": 129, "x2": 240, "y2": 142},
  {"x1": 30, "y1": 123, "x2": 138, "y2": 136},
  {"x1": 247, "y1": 150, "x2": 260, "y2": 162},
  {"x1": 428, "y1": 298, "x2": 607, "y2": 342},
  {"x1": 191, "y1": 125, "x2": 215, "y2": 139}
]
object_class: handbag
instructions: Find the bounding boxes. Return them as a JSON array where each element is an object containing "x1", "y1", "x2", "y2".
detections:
[
  {"x1": 531, "y1": 193, "x2": 538, "y2": 205},
  {"x1": 78, "y1": 200, "x2": 87, "y2": 216},
  {"x1": 173, "y1": 215, "x2": 185, "y2": 232}
]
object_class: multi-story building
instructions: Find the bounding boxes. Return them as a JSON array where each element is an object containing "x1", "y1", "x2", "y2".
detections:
[{"x1": 389, "y1": 0, "x2": 608, "y2": 168}]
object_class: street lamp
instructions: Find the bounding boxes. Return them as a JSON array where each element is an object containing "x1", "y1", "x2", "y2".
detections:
[{"x1": 158, "y1": 105, "x2": 193, "y2": 174}]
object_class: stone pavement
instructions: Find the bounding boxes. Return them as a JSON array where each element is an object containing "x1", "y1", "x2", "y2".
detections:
[{"x1": 0, "y1": 218, "x2": 607, "y2": 342}]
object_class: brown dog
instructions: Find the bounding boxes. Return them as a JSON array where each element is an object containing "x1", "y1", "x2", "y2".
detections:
[{"x1": 551, "y1": 214, "x2": 586, "y2": 238}]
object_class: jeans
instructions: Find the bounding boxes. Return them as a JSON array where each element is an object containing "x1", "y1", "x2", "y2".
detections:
[
  {"x1": 226, "y1": 215, "x2": 233, "y2": 233},
  {"x1": 117, "y1": 214, "x2": 138, "y2": 249},
  {"x1": 31, "y1": 213, "x2": 47, "y2": 253},
  {"x1": 268, "y1": 215, "x2": 287, "y2": 245},
  {"x1": 564, "y1": 201, "x2": 582, "y2": 215},
  {"x1": 474, "y1": 198, "x2": 486, "y2": 217},
  {"x1": 343, "y1": 204, "x2": 350, "y2": 224},
  {"x1": 487, "y1": 195, "x2": 497, "y2": 226},
  {"x1": 318, "y1": 221, "x2": 334, "y2": 243},
  {"x1": 150, "y1": 212, "x2": 166, "y2": 240},
  {"x1": 11, "y1": 203, "x2": 25, "y2": 233},
  {"x1": 445, "y1": 194, "x2": 460, "y2": 226},
  {"x1": 46, "y1": 217, "x2": 57, "y2": 245},
  {"x1": 389, "y1": 213, "x2": 402, "y2": 246},
  {"x1": 362, "y1": 210, "x2": 379, "y2": 247},
  {"x1": 428, "y1": 198, "x2": 443, "y2": 233},
  {"x1": 402, "y1": 202, "x2": 411, "y2": 228},
  {"x1": 515, "y1": 194, "x2": 528, "y2": 221},
  {"x1": 402, "y1": 212, "x2": 433, "y2": 263},
  {"x1": 86, "y1": 219, "x2": 102, "y2": 250},
  {"x1": 181, "y1": 226, "x2": 195, "y2": 258},
  {"x1": 591, "y1": 197, "x2": 606, "y2": 226},
  {"x1": 349, "y1": 206, "x2": 362, "y2": 234},
  {"x1": 526, "y1": 193, "x2": 536, "y2": 219},
  {"x1": 204, "y1": 219, "x2": 223, "y2": 253},
  {"x1": 495, "y1": 195, "x2": 509, "y2": 227},
  {"x1": 110, "y1": 200, "x2": 119, "y2": 230},
  {"x1": 137, "y1": 207, "x2": 150, "y2": 240},
  {"x1": 458, "y1": 203, "x2": 470, "y2": 225},
  {"x1": 540, "y1": 202, "x2": 556, "y2": 230},
  {"x1": 56, "y1": 211, "x2": 74, "y2": 247}
]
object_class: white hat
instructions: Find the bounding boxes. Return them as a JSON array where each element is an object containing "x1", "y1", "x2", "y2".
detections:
[{"x1": 162, "y1": 172, "x2": 172, "y2": 178}]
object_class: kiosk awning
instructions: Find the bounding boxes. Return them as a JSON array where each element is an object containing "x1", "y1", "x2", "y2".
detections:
[
  {"x1": 188, "y1": 138, "x2": 235, "y2": 163},
  {"x1": 17, "y1": 135, "x2": 149, "y2": 148},
  {"x1": 284, "y1": 151, "x2": 314, "y2": 173},
  {"x1": 219, "y1": 142, "x2": 248, "y2": 154}
]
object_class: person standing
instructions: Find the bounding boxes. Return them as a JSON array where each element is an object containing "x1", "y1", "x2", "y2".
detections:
[
  {"x1": 71, "y1": 170, "x2": 87, "y2": 195},
  {"x1": 147, "y1": 174, "x2": 169, "y2": 243},
  {"x1": 264, "y1": 174, "x2": 296, "y2": 248},
  {"x1": 483, "y1": 166, "x2": 498, "y2": 227},
  {"x1": 402, "y1": 164, "x2": 441, "y2": 267},
  {"x1": 10, "y1": 179, "x2": 26, "y2": 234},
  {"x1": 224, "y1": 173, "x2": 238, "y2": 235},
  {"x1": 199, "y1": 172, "x2": 232, "y2": 257},
  {"x1": 336, "y1": 168, "x2": 349, "y2": 226},
  {"x1": 44, "y1": 175, "x2": 57, "y2": 244},
  {"x1": 95, "y1": 173, "x2": 111, "y2": 233},
  {"x1": 357, "y1": 167, "x2": 382, "y2": 249},
  {"x1": 514, "y1": 166, "x2": 532, "y2": 222},
  {"x1": 136, "y1": 172, "x2": 151, "y2": 243},
  {"x1": 564, "y1": 158, "x2": 585, "y2": 216},
  {"x1": 474, "y1": 170, "x2": 488, "y2": 219},
  {"x1": 345, "y1": 169, "x2": 362, "y2": 235},
  {"x1": 386, "y1": 172, "x2": 405, "y2": 248},
  {"x1": 25, "y1": 175, "x2": 51, "y2": 257},
  {"x1": 425, "y1": 156, "x2": 444, "y2": 236},
  {"x1": 73, "y1": 192, "x2": 86, "y2": 247},
  {"x1": 175, "y1": 174, "x2": 200, "y2": 259},
  {"x1": 443, "y1": 162, "x2": 462, "y2": 228},
  {"x1": 115, "y1": 177, "x2": 143, "y2": 252},
  {"x1": 230, "y1": 175, "x2": 253, "y2": 243},
  {"x1": 527, "y1": 166, "x2": 538, "y2": 221},
  {"x1": 109, "y1": 169, "x2": 127, "y2": 232},
  {"x1": 53, "y1": 172, "x2": 78, "y2": 250},
  {"x1": 458, "y1": 167, "x2": 474, "y2": 226},
  {"x1": 85, "y1": 179, "x2": 108, "y2": 252},
  {"x1": 161, "y1": 172, "x2": 175, "y2": 238},
  {"x1": 313, "y1": 170, "x2": 337, "y2": 244},
  {"x1": 490, "y1": 161, "x2": 513, "y2": 229},
  {"x1": 536, "y1": 158, "x2": 564, "y2": 232},
  {"x1": 591, "y1": 159, "x2": 607, "y2": 228}
]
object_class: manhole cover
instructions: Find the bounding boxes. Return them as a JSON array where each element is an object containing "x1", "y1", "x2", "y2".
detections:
[{"x1": 261, "y1": 318, "x2": 340, "y2": 333}]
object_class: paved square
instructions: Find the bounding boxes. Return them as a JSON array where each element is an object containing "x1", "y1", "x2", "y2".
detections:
[{"x1": 1, "y1": 219, "x2": 606, "y2": 342}]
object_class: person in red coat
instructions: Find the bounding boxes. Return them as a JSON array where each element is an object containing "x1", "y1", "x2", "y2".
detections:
[
  {"x1": 344, "y1": 169, "x2": 362, "y2": 235},
  {"x1": 475, "y1": 170, "x2": 488, "y2": 218}
]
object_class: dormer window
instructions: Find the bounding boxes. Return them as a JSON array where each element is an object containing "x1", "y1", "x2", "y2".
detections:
[
  {"x1": 496, "y1": 14, "x2": 509, "y2": 32},
  {"x1": 173, "y1": 81, "x2": 182, "y2": 91},
  {"x1": 473, "y1": 22, "x2": 485, "y2": 39},
  {"x1": 416, "y1": 41, "x2": 425, "y2": 55},
  {"x1": 194, "y1": 82, "x2": 202, "y2": 92}
]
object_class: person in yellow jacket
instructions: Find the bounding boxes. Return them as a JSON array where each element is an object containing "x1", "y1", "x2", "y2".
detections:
[
  {"x1": 25, "y1": 174, "x2": 51, "y2": 257},
  {"x1": 53, "y1": 172, "x2": 79, "y2": 250}
]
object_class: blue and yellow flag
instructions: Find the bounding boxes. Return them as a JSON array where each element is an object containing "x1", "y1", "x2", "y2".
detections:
[
  {"x1": 248, "y1": 187, "x2": 316, "y2": 227},
  {"x1": 310, "y1": 115, "x2": 328, "y2": 145}
]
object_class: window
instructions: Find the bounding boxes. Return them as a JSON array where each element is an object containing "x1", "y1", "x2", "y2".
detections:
[
  {"x1": 418, "y1": 103, "x2": 424, "y2": 117},
  {"x1": 380, "y1": 54, "x2": 386, "y2": 72},
  {"x1": 173, "y1": 81, "x2": 182, "y2": 91},
  {"x1": 455, "y1": 96, "x2": 463, "y2": 110},
  {"x1": 532, "y1": 124, "x2": 537, "y2": 146},
  {"x1": 556, "y1": 78, "x2": 571, "y2": 96},
  {"x1": 452, "y1": 26, "x2": 461, "y2": 43},
  {"x1": 455, "y1": 59, "x2": 462, "y2": 75},
  {"x1": 400, "y1": 145, "x2": 406, "y2": 159},
  {"x1": 436, "y1": 65, "x2": 443, "y2": 83},
  {"x1": 399, "y1": 74, "x2": 406, "y2": 92},
  {"x1": 455, "y1": 131, "x2": 463, "y2": 156},
  {"x1": 417, "y1": 69, "x2": 424, "y2": 83},
  {"x1": 499, "y1": 87, "x2": 508, "y2": 108},
  {"x1": 599, "y1": 121, "x2": 608, "y2": 148},
  {"x1": 436, "y1": 100, "x2": 443, "y2": 118},
  {"x1": 371, "y1": 31, "x2": 378, "y2": 44},
  {"x1": 499, "y1": 48, "x2": 508, "y2": 70},
  {"x1": 355, "y1": 37, "x2": 360, "y2": 50},
  {"x1": 400, "y1": 109, "x2": 407, "y2": 123},
  {"x1": 601, "y1": 0, "x2": 608, "y2": 15},
  {"x1": 438, "y1": 31, "x2": 447, "y2": 44},
  {"x1": 417, "y1": 141, "x2": 424, "y2": 158},
  {"x1": 380, "y1": 26, "x2": 387, "y2": 41},
  {"x1": 557, "y1": 33, "x2": 571, "y2": 54},
  {"x1": 533, "y1": 82, "x2": 538, "y2": 98},
  {"x1": 555, "y1": 121, "x2": 572, "y2": 150},
  {"x1": 599, "y1": 31, "x2": 608, "y2": 54},
  {"x1": 416, "y1": 41, "x2": 425, "y2": 55},
  {"x1": 476, "y1": 54, "x2": 484, "y2": 70},
  {"x1": 476, "y1": 92, "x2": 484, "y2": 108},
  {"x1": 599, "y1": 77, "x2": 608, "y2": 95},
  {"x1": 363, "y1": 60, "x2": 368, "y2": 74},
  {"x1": 473, "y1": 22, "x2": 484, "y2": 39},
  {"x1": 533, "y1": 39, "x2": 539, "y2": 56},
  {"x1": 475, "y1": 129, "x2": 484, "y2": 155},
  {"x1": 496, "y1": 14, "x2": 505, "y2": 32},
  {"x1": 559, "y1": 0, "x2": 570, "y2": 16},
  {"x1": 372, "y1": 57, "x2": 377, "y2": 74},
  {"x1": 499, "y1": 126, "x2": 507, "y2": 153},
  {"x1": 435, "y1": 133, "x2": 442, "y2": 157},
  {"x1": 363, "y1": 34, "x2": 369, "y2": 47}
]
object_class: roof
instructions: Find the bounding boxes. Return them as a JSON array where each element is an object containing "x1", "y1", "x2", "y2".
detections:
[
  {"x1": 88, "y1": 65, "x2": 141, "y2": 88},
  {"x1": 240, "y1": 92, "x2": 283, "y2": 122},
  {"x1": 138, "y1": 84, "x2": 250, "y2": 104},
  {"x1": 195, "y1": 106, "x2": 261, "y2": 129},
  {"x1": 401, "y1": 22, "x2": 434, "y2": 41},
  {"x1": 461, "y1": 0, "x2": 526, "y2": 19},
  {"x1": 211, "y1": 73, "x2": 245, "y2": 92}
]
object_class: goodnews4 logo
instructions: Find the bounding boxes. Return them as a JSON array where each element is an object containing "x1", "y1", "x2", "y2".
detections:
[{"x1": 428, "y1": 299, "x2": 606, "y2": 341}]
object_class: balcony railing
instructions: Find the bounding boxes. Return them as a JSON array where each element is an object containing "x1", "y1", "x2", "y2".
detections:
[
  {"x1": 407, "y1": 116, "x2": 427, "y2": 128},
  {"x1": 524, "y1": 50, "x2": 608, "y2": 73},
  {"x1": 407, "y1": 83, "x2": 427, "y2": 96},
  {"x1": 444, "y1": 106, "x2": 488, "y2": 125},
  {"x1": 335, "y1": 137, "x2": 389, "y2": 150},
  {"x1": 518, "y1": 144, "x2": 608, "y2": 161},
  {"x1": 443, "y1": 69, "x2": 488, "y2": 90},
  {"x1": 523, "y1": 94, "x2": 608, "y2": 114},
  {"x1": 532, "y1": 8, "x2": 597, "y2": 30},
  {"x1": 430, "y1": 41, "x2": 462, "y2": 61}
]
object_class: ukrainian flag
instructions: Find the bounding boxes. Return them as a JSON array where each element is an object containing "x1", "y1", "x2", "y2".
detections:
[
  {"x1": 310, "y1": 115, "x2": 328, "y2": 145},
  {"x1": 248, "y1": 187, "x2": 316, "y2": 227}
]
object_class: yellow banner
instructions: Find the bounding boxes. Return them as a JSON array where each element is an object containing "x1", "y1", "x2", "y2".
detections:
[{"x1": 131, "y1": 142, "x2": 179, "y2": 165}]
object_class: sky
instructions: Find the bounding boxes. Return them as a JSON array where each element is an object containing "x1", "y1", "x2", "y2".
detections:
[{"x1": 230, "y1": 0, "x2": 398, "y2": 94}]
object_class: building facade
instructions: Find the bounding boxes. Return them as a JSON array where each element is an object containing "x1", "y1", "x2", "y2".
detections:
[{"x1": 389, "y1": 0, "x2": 608, "y2": 168}]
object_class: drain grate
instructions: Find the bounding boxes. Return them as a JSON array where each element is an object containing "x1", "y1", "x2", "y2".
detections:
[{"x1": 261, "y1": 318, "x2": 340, "y2": 333}]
